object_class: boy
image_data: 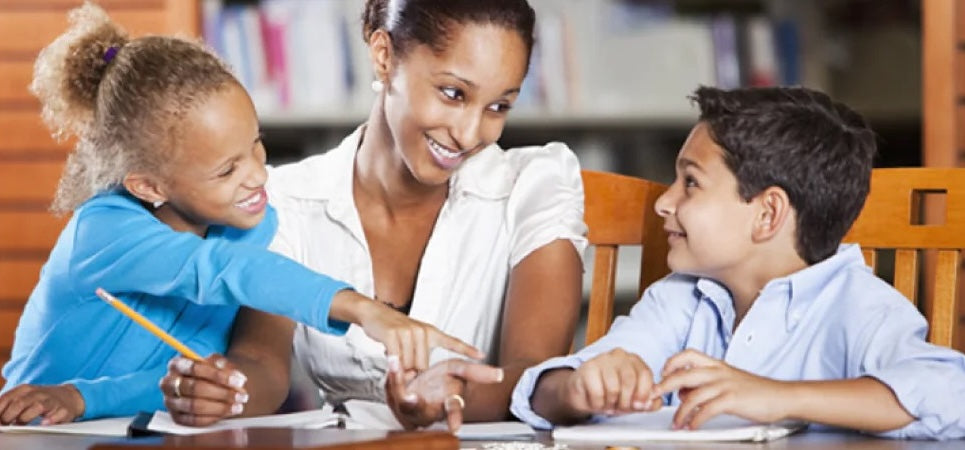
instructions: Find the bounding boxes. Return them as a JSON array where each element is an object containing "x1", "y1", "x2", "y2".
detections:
[{"x1": 510, "y1": 86, "x2": 965, "y2": 439}]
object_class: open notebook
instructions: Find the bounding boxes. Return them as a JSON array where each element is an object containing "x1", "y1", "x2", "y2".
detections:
[
  {"x1": 148, "y1": 400, "x2": 535, "y2": 440},
  {"x1": 0, "y1": 416, "x2": 134, "y2": 436},
  {"x1": 553, "y1": 406, "x2": 806, "y2": 443}
]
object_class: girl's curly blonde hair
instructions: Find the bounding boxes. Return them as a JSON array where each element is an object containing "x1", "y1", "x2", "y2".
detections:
[{"x1": 32, "y1": 2, "x2": 236, "y2": 213}]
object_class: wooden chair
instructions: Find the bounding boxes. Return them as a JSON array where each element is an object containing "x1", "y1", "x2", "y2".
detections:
[
  {"x1": 582, "y1": 170, "x2": 670, "y2": 345},
  {"x1": 843, "y1": 167, "x2": 965, "y2": 348}
]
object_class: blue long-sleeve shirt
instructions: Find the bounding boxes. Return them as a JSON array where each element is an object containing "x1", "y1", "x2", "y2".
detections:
[
  {"x1": 511, "y1": 244, "x2": 965, "y2": 440},
  {"x1": 2, "y1": 190, "x2": 351, "y2": 419}
]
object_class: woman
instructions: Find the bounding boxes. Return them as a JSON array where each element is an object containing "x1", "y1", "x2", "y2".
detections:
[{"x1": 162, "y1": 0, "x2": 586, "y2": 430}]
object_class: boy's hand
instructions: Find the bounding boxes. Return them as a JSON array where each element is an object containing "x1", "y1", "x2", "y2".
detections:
[
  {"x1": 0, "y1": 384, "x2": 84, "y2": 425},
  {"x1": 338, "y1": 291, "x2": 484, "y2": 371},
  {"x1": 561, "y1": 348, "x2": 662, "y2": 416},
  {"x1": 161, "y1": 354, "x2": 248, "y2": 426},
  {"x1": 653, "y1": 349, "x2": 789, "y2": 429}
]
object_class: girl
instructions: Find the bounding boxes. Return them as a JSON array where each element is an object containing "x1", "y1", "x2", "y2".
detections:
[{"x1": 0, "y1": 2, "x2": 478, "y2": 426}]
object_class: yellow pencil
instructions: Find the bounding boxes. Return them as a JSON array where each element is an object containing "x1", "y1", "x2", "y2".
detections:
[{"x1": 95, "y1": 287, "x2": 204, "y2": 362}]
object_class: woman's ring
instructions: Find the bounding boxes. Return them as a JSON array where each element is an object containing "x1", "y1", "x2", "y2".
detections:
[{"x1": 444, "y1": 393, "x2": 465, "y2": 412}]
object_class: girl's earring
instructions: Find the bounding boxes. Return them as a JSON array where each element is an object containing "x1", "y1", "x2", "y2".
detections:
[
  {"x1": 152, "y1": 200, "x2": 165, "y2": 209},
  {"x1": 371, "y1": 79, "x2": 384, "y2": 93}
]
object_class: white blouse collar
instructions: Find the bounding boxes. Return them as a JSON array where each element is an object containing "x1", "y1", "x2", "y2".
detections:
[{"x1": 269, "y1": 125, "x2": 515, "y2": 202}]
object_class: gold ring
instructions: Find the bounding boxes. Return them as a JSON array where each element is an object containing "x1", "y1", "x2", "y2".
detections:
[
  {"x1": 444, "y1": 393, "x2": 465, "y2": 413},
  {"x1": 173, "y1": 375, "x2": 183, "y2": 398}
]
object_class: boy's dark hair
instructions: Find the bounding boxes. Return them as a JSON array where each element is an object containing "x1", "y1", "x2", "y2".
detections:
[
  {"x1": 691, "y1": 86, "x2": 877, "y2": 265},
  {"x1": 362, "y1": 0, "x2": 536, "y2": 67}
]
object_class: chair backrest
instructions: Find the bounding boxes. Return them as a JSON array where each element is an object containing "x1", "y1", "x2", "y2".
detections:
[
  {"x1": 582, "y1": 170, "x2": 670, "y2": 345},
  {"x1": 843, "y1": 167, "x2": 965, "y2": 348}
]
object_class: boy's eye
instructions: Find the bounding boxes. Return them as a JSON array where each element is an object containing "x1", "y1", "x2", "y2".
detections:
[{"x1": 440, "y1": 87, "x2": 465, "y2": 101}]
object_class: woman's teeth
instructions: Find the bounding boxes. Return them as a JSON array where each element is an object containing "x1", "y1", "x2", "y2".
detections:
[{"x1": 428, "y1": 137, "x2": 462, "y2": 159}]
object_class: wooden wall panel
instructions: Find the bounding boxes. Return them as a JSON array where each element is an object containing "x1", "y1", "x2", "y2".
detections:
[
  {"x1": 0, "y1": 260, "x2": 44, "y2": 304},
  {"x1": 0, "y1": 10, "x2": 171, "y2": 57},
  {"x1": 0, "y1": 212, "x2": 67, "y2": 252},
  {"x1": 925, "y1": 0, "x2": 965, "y2": 351},
  {"x1": 0, "y1": 162, "x2": 62, "y2": 203},
  {"x1": 0, "y1": 60, "x2": 35, "y2": 105},
  {"x1": 0, "y1": 110, "x2": 72, "y2": 155}
]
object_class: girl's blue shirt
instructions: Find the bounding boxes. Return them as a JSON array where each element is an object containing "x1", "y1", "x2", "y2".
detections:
[{"x1": 1, "y1": 190, "x2": 351, "y2": 419}]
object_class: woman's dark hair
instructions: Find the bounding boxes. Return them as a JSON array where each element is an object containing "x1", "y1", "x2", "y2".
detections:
[
  {"x1": 362, "y1": 0, "x2": 536, "y2": 64},
  {"x1": 691, "y1": 86, "x2": 877, "y2": 265}
]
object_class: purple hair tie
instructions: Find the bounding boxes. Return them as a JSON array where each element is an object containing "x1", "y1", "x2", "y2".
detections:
[{"x1": 103, "y1": 46, "x2": 119, "y2": 64}]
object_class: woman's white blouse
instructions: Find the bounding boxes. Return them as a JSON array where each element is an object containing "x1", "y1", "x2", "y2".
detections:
[{"x1": 266, "y1": 127, "x2": 587, "y2": 404}]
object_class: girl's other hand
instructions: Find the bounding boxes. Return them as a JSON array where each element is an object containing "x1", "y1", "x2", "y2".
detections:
[{"x1": 0, "y1": 383, "x2": 84, "y2": 425}]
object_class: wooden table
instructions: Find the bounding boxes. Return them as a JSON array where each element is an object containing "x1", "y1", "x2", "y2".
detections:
[{"x1": 0, "y1": 428, "x2": 960, "y2": 450}]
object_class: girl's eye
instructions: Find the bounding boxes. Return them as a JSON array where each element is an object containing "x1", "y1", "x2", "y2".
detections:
[
  {"x1": 487, "y1": 102, "x2": 513, "y2": 113},
  {"x1": 440, "y1": 87, "x2": 464, "y2": 101},
  {"x1": 218, "y1": 164, "x2": 236, "y2": 178},
  {"x1": 684, "y1": 175, "x2": 698, "y2": 188}
]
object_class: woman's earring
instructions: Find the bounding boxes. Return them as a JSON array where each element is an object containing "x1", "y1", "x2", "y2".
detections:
[
  {"x1": 152, "y1": 200, "x2": 164, "y2": 209},
  {"x1": 371, "y1": 79, "x2": 384, "y2": 93}
]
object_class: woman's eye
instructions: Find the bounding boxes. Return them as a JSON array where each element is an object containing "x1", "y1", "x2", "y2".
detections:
[
  {"x1": 440, "y1": 87, "x2": 464, "y2": 101},
  {"x1": 487, "y1": 102, "x2": 513, "y2": 113}
]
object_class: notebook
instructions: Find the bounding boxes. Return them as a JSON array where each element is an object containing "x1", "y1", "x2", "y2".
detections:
[
  {"x1": 147, "y1": 400, "x2": 535, "y2": 440},
  {"x1": 0, "y1": 416, "x2": 134, "y2": 436},
  {"x1": 553, "y1": 406, "x2": 806, "y2": 443}
]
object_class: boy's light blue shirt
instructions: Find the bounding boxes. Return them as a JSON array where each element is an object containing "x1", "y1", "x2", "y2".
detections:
[
  {"x1": 1, "y1": 191, "x2": 351, "y2": 420},
  {"x1": 511, "y1": 244, "x2": 965, "y2": 440}
]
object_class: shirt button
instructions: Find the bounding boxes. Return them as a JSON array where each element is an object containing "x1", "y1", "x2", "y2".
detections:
[{"x1": 745, "y1": 333, "x2": 754, "y2": 344}]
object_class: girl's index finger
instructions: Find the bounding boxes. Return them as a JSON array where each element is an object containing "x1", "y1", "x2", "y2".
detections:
[{"x1": 430, "y1": 331, "x2": 485, "y2": 360}]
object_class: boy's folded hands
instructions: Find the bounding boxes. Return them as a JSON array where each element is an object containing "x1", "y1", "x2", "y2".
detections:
[{"x1": 653, "y1": 349, "x2": 790, "y2": 430}]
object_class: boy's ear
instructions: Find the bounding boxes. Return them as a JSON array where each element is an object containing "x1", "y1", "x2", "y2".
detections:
[
  {"x1": 753, "y1": 186, "x2": 792, "y2": 242},
  {"x1": 122, "y1": 172, "x2": 167, "y2": 206},
  {"x1": 368, "y1": 29, "x2": 394, "y2": 86}
]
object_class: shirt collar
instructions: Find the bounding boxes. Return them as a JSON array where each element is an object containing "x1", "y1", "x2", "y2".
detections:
[
  {"x1": 693, "y1": 243, "x2": 867, "y2": 331},
  {"x1": 266, "y1": 125, "x2": 515, "y2": 202}
]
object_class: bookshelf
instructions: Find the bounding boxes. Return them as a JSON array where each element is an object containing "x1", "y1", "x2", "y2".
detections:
[{"x1": 0, "y1": 0, "x2": 202, "y2": 389}]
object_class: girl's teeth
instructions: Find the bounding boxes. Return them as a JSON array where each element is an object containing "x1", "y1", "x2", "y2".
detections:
[{"x1": 237, "y1": 192, "x2": 260, "y2": 207}]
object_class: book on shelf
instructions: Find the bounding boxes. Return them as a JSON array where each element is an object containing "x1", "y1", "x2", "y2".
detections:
[{"x1": 201, "y1": 0, "x2": 801, "y2": 124}]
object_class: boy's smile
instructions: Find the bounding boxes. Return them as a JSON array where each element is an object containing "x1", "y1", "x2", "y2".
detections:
[{"x1": 655, "y1": 122, "x2": 759, "y2": 282}]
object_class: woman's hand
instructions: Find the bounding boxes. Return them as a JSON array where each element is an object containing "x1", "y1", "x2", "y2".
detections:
[
  {"x1": 159, "y1": 354, "x2": 248, "y2": 426},
  {"x1": 0, "y1": 384, "x2": 84, "y2": 425},
  {"x1": 331, "y1": 291, "x2": 485, "y2": 371},
  {"x1": 384, "y1": 357, "x2": 503, "y2": 431}
]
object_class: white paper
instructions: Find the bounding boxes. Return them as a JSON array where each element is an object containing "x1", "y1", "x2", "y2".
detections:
[
  {"x1": 433, "y1": 421, "x2": 536, "y2": 440},
  {"x1": 146, "y1": 399, "x2": 537, "y2": 440},
  {"x1": 553, "y1": 406, "x2": 805, "y2": 443},
  {"x1": 0, "y1": 416, "x2": 134, "y2": 436},
  {"x1": 147, "y1": 409, "x2": 338, "y2": 435}
]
